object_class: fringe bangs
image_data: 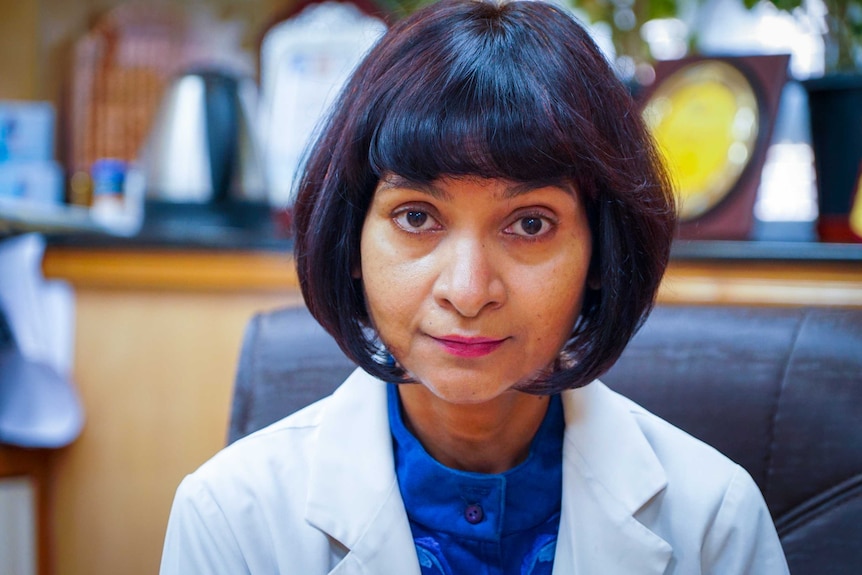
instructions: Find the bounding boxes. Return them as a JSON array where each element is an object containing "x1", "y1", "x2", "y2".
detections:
[{"x1": 367, "y1": 37, "x2": 579, "y2": 184}]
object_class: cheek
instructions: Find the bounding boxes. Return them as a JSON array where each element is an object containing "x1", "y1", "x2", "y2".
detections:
[
  {"x1": 518, "y1": 251, "x2": 590, "y2": 345},
  {"x1": 359, "y1": 230, "x2": 423, "y2": 338},
  {"x1": 360, "y1": 269, "x2": 421, "y2": 361},
  {"x1": 363, "y1": 272, "x2": 402, "y2": 324},
  {"x1": 360, "y1": 252, "x2": 393, "y2": 325},
  {"x1": 532, "y1": 284, "x2": 583, "y2": 342},
  {"x1": 556, "y1": 263, "x2": 589, "y2": 316}
]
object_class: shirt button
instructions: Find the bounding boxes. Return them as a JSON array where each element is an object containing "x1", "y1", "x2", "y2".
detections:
[{"x1": 464, "y1": 503, "x2": 484, "y2": 524}]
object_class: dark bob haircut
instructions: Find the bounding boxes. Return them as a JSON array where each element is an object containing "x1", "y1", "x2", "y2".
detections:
[{"x1": 293, "y1": 0, "x2": 676, "y2": 393}]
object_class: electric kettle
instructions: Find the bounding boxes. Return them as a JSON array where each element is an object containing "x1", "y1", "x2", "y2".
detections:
[{"x1": 140, "y1": 69, "x2": 266, "y2": 204}]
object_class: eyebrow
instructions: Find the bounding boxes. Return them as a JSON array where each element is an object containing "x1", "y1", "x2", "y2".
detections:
[
  {"x1": 376, "y1": 175, "x2": 574, "y2": 200},
  {"x1": 504, "y1": 178, "x2": 575, "y2": 199},
  {"x1": 375, "y1": 175, "x2": 449, "y2": 199}
]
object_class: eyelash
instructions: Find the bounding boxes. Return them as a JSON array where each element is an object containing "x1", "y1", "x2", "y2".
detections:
[
  {"x1": 503, "y1": 212, "x2": 556, "y2": 240},
  {"x1": 392, "y1": 206, "x2": 442, "y2": 233},
  {"x1": 391, "y1": 206, "x2": 557, "y2": 240}
]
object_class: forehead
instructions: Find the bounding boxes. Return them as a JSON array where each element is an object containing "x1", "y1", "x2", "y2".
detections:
[{"x1": 374, "y1": 173, "x2": 578, "y2": 201}]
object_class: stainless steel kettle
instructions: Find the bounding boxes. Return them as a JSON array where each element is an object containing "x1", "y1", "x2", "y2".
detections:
[{"x1": 140, "y1": 69, "x2": 266, "y2": 203}]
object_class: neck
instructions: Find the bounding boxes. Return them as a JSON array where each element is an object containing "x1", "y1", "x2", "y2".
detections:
[{"x1": 397, "y1": 384, "x2": 550, "y2": 474}]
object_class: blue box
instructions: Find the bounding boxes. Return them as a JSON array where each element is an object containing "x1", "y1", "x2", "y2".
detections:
[
  {"x1": 0, "y1": 161, "x2": 64, "y2": 205},
  {"x1": 0, "y1": 101, "x2": 55, "y2": 163}
]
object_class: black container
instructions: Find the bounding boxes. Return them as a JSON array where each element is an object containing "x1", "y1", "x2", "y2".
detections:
[{"x1": 804, "y1": 73, "x2": 862, "y2": 242}]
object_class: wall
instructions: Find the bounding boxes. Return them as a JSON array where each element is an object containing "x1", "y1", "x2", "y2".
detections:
[{"x1": 0, "y1": 2, "x2": 41, "y2": 100}]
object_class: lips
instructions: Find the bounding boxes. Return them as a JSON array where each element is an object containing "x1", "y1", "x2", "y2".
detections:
[{"x1": 431, "y1": 335, "x2": 507, "y2": 358}]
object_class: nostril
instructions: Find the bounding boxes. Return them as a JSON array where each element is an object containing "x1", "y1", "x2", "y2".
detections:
[
  {"x1": 434, "y1": 273, "x2": 505, "y2": 318},
  {"x1": 431, "y1": 239, "x2": 506, "y2": 316}
]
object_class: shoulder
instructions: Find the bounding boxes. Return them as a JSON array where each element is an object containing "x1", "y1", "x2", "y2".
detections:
[
  {"x1": 161, "y1": 369, "x2": 395, "y2": 574},
  {"x1": 564, "y1": 381, "x2": 743, "y2": 492},
  {"x1": 615, "y1": 390, "x2": 742, "y2": 488},
  {"x1": 212, "y1": 395, "x2": 327, "y2": 461},
  {"x1": 175, "y1": 397, "x2": 327, "y2": 520},
  {"x1": 609, "y1": 387, "x2": 759, "y2": 513},
  {"x1": 175, "y1": 367, "x2": 389, "y2": 515},
  {"x1": 160, "y1": 397, "x2": 335, "y2": 574},
  {"x1": 607, "y1": 388, "x2": 788, "y2": 573}
]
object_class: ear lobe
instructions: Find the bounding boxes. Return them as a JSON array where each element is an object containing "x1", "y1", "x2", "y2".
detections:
[
  {"x1": 351, "y1": 265, "x2": 362, "y2": 280},
  {"x1": 587, "y1": 273, "x2": 601, "y2": 291}
]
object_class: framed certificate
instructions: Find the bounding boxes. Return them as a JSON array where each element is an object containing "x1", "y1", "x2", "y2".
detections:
[
  {"x1": 639, "y1": 55, "x2": 789, "y2": 240},
  {"x1": 257, "y1": 1, "x2": 387, "y2": 207}
]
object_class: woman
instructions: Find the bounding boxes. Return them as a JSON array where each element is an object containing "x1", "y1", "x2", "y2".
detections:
[{"x1": 160, "y1": 1, "x2": 790, "y2": 573}]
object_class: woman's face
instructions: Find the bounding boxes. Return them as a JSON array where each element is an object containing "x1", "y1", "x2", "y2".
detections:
[{"x1": 359, "y1": 174, "x2": 592, "y2": 405}]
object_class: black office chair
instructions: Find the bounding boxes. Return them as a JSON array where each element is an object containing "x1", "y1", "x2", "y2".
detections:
[{"x1": 229, "y1": 304, "x2": 862, "y2": 575}]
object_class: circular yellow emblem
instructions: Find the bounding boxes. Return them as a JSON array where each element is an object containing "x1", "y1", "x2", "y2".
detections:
[{"x1": 643, "y1": 61, "x2": 760, "y2": 221}]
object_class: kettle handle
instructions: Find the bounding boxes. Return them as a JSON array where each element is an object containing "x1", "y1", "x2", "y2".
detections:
[{"x1": 202, "y1": 71, "x2": 240, "y2": 202}]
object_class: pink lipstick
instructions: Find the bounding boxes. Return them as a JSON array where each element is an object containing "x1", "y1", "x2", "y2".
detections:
[{"x1": 432, "y1": 335, "x2": 506, "y2": 358}]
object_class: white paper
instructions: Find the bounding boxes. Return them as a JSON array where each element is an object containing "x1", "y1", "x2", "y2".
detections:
[{"x1": 0, "y1": 233, "x2": 75, "y2": 374}]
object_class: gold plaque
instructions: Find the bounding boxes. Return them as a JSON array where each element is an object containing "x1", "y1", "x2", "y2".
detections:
[
  {"x1": 850, "y1": 162, "x2": 862, "y2": 240},
  {"x1": 643, "y1": 61, "x2": 760, "y2": 221}
]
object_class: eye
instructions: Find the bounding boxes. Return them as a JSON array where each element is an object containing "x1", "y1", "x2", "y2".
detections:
[
  {"x1": 393, "y1": 208, "x2": 441, "y2": 233},
  {"x1": 505, "y1": 214, "x2": 554, "y2": 238}
]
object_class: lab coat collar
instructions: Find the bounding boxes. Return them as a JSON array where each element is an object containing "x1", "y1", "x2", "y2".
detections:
[
  {"x1": 305, "y1": 369, "x2": 421, "y2": 575},
  {"x1": 552, "y1": 380, "x2": 672, "y2": 575},
  {"x1": 306, "y1": 370, "x2": 671, "y2": 575}
]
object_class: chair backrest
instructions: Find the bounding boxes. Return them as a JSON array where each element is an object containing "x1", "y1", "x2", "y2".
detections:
[
  {"x1": 229, "y1": 304, "x2": 862, "y2": 575},
  {"x1": 229, "y1": 306, "x2": 355, "y2": 444}
]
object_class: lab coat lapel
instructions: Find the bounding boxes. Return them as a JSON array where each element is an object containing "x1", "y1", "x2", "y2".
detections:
[
  {"x1": 552, "y1": 381, "x2": 673, "y2": 575},
  {"x1": 304, "y1": 371, "x2": 671, "y2": 575},
  {"x1": 305, "y1": 369, "x2": 421, "y2": 575}
]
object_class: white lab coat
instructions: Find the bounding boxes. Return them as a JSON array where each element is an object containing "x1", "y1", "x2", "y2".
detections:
[{"x1": 160, "y1": 368, "x2": 790, "y2": 575}]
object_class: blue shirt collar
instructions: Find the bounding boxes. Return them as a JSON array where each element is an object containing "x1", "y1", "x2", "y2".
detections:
[{"x1": 388, "y1": 384, "x2": 564, "y2": 542}]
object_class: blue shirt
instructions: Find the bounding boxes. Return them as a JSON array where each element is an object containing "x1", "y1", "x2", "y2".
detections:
[{"x1": 387, "y1": 384, "x2": 565, "y2": 575}]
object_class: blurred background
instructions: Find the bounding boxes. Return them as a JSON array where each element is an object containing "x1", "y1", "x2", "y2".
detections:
[
  {"x1": 1, "y1": 0, "x2": 859, "y2": 236},
  {"x1": 0, "y1": 0, "x2": 860, "y2": 574}
]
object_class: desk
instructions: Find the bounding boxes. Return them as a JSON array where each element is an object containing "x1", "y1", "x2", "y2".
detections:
[{"x1": 39, "y1": 240, "x2": 862, "y2": 575}]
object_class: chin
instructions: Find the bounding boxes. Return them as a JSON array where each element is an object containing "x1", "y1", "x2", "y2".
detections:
[
  {"x1": 398, "y1": 356, "x2": 554, "y2": 404},
  {"x1": 440, "y1": 386, "x2": 502, "y2": 403},
  {"x1": 417, "y1": 375, "x2": 527, "y2": 406}
]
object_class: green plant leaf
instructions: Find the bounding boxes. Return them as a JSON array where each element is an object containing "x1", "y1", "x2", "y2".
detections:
[{"x1": 646, "y1": 0, "x2": 681, "y2": 21}]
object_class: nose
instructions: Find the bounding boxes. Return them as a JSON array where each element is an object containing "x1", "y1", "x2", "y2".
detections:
[{"x1": 432, "y1": 236, "x2": 506, "y2": 318}]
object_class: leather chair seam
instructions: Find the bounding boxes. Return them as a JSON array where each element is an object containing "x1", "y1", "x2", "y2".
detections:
[
  {"x1": 775, "y1": 473, "x2": 862, "y2": 537},
  {"x1": 763, "y1": 308, "x2": 810, "y2": 503}
]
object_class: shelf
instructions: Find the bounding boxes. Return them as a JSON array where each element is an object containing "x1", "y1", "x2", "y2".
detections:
[
  {"x1": 672, "y1": 239, "x2": 862, "y2": 263},
  {"x1": 663, "y1": 240, "x2": 862, "y2": 307},
  {"x1": 43, "y1": 200, "x2": 290, "y2": 251},
  {"x1": 42, "y1": 239, "x2": 862, "y2": 307},
  {"x1": 42, "y1": 247, "x2": 296, "y2": 292},
  {"x1": 0, "y1": 198, "x2": 139, "y2": 237}
]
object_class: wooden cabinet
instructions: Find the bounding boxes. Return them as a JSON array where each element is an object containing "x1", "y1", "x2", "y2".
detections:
[{"x1": 42, "y1": 247, "x2": 300, "y2": 575}]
